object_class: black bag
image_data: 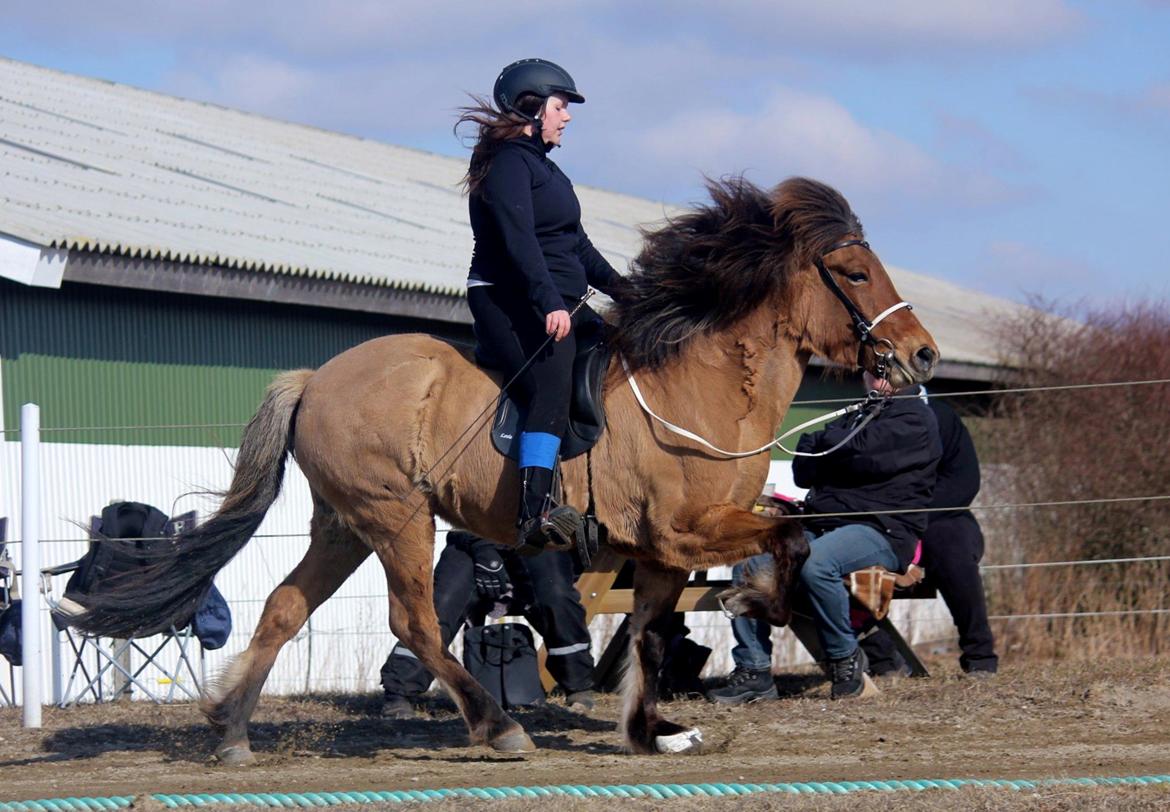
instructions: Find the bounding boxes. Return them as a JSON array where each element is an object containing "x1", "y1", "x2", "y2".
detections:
[
  {"x1": 461, "y1": 623, "x2": 545, "y2": 709},
  {"x1": 0, "y1": 599, "x2": 21, "y2": 666},
  {"x1": 65, "y1": 502, "x2": 172, "y2": 601}
]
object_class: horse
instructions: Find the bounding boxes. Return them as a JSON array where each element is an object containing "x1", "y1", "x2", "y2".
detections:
[{"x1": 74, "y1": 176, "x2": 938, "y2": 761}]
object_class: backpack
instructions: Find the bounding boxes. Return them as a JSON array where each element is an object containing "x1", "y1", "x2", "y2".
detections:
[{"x1": 462, "y1": 623, "x2": 545, "y2": 709}]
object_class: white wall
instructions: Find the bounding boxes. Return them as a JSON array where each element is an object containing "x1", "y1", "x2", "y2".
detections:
[{"x1": 0, "y1": 443, "x2": 953, "y2": 704}]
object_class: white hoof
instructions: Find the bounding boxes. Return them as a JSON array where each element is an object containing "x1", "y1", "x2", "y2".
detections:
[{"x1": 654, "y1": 727, "x2": 703, "y2": 754}]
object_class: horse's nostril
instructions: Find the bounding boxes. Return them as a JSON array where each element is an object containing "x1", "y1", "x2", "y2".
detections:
[{"x1": 913, "y1": 346, "x2": 937, "y2": 372}]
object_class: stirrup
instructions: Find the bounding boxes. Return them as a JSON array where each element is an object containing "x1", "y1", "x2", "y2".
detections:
[{"x1": 517, "y1": 505, "x2": 582, "y2": 556}]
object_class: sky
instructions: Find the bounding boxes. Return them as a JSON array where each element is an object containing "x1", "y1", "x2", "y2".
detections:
[{"x1": 2, "y1": 0, "x2": 1168, "y2": 307}]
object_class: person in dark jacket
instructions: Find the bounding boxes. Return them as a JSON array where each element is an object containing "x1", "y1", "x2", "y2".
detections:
[
  {"x1": 861, "y1": 397, "x2": 999, "y2": 677},
  {"x1": 708, "y1": 372, "x2": 941, "y2": 704},
  {"x1": 379, "y1": 530, "x2": 596, "y2": 718},
  {"x1": 792, "y1": 371, "x2": 941, "y2": 699},
  {"x1": 458, "y1": 59, "x2": 631, "y2": 550}
]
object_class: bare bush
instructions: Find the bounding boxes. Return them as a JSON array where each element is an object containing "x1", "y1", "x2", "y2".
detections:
[{"x1": 981, "y1": 300, "x2": 1170, "y2": 659}]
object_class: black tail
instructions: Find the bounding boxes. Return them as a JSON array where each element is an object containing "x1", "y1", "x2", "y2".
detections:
[{"x1": 73, "y1": 370, "x2": 314, "y2": 637}]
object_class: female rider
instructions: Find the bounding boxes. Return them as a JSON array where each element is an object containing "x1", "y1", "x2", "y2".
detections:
[{"x1": 459, "y1": 58, "x2": 631, "y2": 549}]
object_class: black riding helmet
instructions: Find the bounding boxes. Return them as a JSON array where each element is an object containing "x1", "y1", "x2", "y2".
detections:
[{"x1": 493, "y1": 58, "x2": 585, "y2": 121}]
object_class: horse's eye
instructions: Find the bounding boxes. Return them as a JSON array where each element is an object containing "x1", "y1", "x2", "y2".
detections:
[{"x1": 846, "y1": 272, "x2": 868, "y2": 284}]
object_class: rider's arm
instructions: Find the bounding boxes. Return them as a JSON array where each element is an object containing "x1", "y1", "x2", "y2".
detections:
[{"x1": 576, "y1": 225, "x2": 622, "y2": 292}]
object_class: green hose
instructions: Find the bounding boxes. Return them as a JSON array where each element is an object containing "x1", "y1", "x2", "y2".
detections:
[{"x1": 0, "y1": 775, "x2": 1166, "y2": 809}]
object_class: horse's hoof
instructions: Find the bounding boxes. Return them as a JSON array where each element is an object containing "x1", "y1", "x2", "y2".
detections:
[
  {"x1": 489, "y1": 728, "x2": 537, "y2": 753},
  {"x1": 654, "y1": 727, "x2": 703, "y2": 754},
  {"x1": 214, "y1": 745, "x2": 256, "y2": 767}
]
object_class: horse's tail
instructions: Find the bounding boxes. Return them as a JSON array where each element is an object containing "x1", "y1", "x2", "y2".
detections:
[{"x1": 73, "y1": 369, "x2": 314, "y2": 638}]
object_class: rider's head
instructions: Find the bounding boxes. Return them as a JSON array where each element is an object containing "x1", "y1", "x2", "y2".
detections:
[{"x1": 492, "y1": 58, "x2": 584, "y2": 121}]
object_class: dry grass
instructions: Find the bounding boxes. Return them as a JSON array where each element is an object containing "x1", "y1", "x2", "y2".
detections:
[{"x1": 979, "y1": 300, "x2": 1170, "y2": 660}]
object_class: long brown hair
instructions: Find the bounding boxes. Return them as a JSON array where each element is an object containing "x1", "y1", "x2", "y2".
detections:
[{"x1": 455, "y1": 93, "x2": 545, "y2": 196}]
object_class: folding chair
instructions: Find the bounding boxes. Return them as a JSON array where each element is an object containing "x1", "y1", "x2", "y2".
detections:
[
  {"x1": 0, "y1": 517, "x2": 17, "y2": 707},
  {"x1": 42, "y1": 503, "x2": 208, "y2": 706}
]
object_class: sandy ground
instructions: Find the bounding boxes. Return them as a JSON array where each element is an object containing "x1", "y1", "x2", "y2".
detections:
[{"x1": 2, "y1": 656, "x2": 1168, "y2": 808}]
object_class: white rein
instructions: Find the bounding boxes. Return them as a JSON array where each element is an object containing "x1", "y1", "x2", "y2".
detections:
[{"x1": 620, "y1": 354, "x2": 885, "y2": 459}]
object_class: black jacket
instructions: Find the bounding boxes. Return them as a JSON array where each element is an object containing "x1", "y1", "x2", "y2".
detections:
[
  {"x1": 926, "y1": 398, "x2": 981, "y2": 524},
  {"x1": 793, "y1": 391, "x2": 943, "y2": 571},
  {"x1": 468, "y1": 131, "x2": 621, "y2": 316}
]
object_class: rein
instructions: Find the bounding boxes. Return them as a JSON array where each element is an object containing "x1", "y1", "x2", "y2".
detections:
[{"x1": 621, "y1": 354, "x2": 888, "y2": 459}]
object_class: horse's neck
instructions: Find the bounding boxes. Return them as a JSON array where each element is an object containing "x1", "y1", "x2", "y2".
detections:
[{"x1": 635, "y1": 308, "x2": 809, "y2": 441}]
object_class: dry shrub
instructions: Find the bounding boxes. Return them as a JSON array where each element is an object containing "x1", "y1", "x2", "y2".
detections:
[{"x1": 981, "y1": 299, "x2": 1170, "y2": 659}]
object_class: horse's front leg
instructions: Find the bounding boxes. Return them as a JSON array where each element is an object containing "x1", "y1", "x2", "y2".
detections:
[
  {"x1": 621, "y1": 561, "x2": 699, "y2": 755},
  {"x1": 664, "y1": 503, "x2": 810, "y2": 627}
]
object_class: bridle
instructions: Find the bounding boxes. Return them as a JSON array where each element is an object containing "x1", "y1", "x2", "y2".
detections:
[{"x1": 813, "y1": 238, "x2": 912, "y2": 380}]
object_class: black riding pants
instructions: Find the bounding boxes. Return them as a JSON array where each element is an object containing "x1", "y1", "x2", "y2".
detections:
[
  {"x1": 380, "y1": 540, "x2": 595, "y2": 697},
  {"x1": 861, "y1": 514, "x2": 998, "y2": 672},
  {"x1": 468, "y1": 284, "x2": 597, "y2": 439}
]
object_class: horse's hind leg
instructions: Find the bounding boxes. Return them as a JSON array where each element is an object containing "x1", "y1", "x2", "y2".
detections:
[
  {"x1": 377, "y1": 519, "x2": 533, "y2": 753},
  {"x1": 621, "y1": 561, "x2": 698, "y2": 755},
  {"x1": 202, "y1": 505, "x2": 370, "y2": 766}
]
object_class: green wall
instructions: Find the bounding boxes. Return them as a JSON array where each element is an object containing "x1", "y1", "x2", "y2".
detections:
[
  {"x1": 0, "y1": 280, "x2": 874, "y2": 451},
  {"x1": 0, "y1": 280, "x2": 469, "y2": 446}
]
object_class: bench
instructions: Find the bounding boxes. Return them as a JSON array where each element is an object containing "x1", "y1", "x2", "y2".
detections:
[{"x1": 537, "y1": 547, "x2": 935, "y2": 690}]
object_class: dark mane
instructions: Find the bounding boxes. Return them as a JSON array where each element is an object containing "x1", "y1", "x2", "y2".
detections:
[{"x1": 610, "y1": 176, "x2": 863, "y2": 370}]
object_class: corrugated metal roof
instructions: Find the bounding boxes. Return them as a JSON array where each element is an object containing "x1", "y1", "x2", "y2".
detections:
[{"x1": 0, "y1": 57, "x2": 1024, "y2": 368}]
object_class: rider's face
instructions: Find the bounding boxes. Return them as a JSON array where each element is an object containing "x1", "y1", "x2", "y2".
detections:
[{"x1": 539, "y1": 94, "x2": 572, "y2": 146}]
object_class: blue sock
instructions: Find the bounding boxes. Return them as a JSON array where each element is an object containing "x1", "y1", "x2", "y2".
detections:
[{"x1": 519, "y1": 431, "x2": 560, "y2": 470}]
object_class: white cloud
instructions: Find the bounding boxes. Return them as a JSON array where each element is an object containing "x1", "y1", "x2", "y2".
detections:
[
  {"x1": 693, "y1": 0, "x2": 1085, "y2": 55},
  {"x1": 589, "y1": 86, "x2": 1021, "y2": 214}
]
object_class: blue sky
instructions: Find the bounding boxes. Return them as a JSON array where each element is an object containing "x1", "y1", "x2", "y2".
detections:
[{"x1": 3, "y1": 1, "x2": 1168, "y2": 306}]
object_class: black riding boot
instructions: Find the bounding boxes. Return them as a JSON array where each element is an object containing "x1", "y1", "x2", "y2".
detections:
[{"x1": 517, "y1": 466, "x2": 581, "y2": 553}]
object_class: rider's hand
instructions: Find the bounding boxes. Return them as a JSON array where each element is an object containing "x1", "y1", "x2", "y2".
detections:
[
  {"x1": 545, "y1": 309, "x2": 571, "y2": 342},
  {"x1": 469, "y1": 539, "x2": 511, "y2": 600}
]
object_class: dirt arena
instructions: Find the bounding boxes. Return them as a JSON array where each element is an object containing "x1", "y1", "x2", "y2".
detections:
[{"x1": 2, "y1": 656, "x2": 1168, "y2": 809}]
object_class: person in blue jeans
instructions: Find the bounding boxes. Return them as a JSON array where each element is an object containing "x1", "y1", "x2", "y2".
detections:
[{"x1": 709, "y1": 371, "x2": 941, "y2": 703}]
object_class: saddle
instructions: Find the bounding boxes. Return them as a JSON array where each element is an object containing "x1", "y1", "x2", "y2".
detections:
[{"x1": 483, "y1": 318, "x2": 612, "y2": 462}]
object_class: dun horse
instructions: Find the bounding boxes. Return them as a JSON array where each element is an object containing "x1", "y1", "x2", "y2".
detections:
[{"x1": 77, "y1": 177, "x2": 938, "y2": 760}]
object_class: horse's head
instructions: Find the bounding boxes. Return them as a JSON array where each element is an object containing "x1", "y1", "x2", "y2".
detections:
[{"x1": 773, "y1": 178, "x2": 939, "y2": 388}]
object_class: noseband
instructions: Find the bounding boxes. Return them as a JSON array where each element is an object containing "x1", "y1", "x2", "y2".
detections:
[{"x1": 813, "y1": 239, "x2": 912, "y2": 379}]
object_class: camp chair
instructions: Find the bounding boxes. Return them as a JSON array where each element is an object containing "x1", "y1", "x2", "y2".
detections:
[
  {"x1": 0, "y1": 517, "x2": 17, "y2": 706},
  {"x1": 41, "y1": 502, "x2": 213, "y2": 706}
]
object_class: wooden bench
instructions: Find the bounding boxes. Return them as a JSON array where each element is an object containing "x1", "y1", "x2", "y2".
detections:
[{"x1": 537, "y1": 547, "x2": 934, "y2": 690}]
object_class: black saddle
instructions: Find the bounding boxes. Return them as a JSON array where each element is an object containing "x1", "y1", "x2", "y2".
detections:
[{"x1": 480, "y1": 319, "x2": 612, "y2": 461}]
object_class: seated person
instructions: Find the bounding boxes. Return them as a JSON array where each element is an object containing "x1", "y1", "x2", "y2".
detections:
[
  {"x1": 861, "y1": 395, "x2": 999, "y2": 677},
  {"x1": 709, "y1": 371, "x2": 941, "y2": 703},
  {"x1": 380, "y1": 530, "x2": 596, "y2": 717}
]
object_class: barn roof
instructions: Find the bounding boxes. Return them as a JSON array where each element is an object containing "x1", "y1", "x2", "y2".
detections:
[{"x1": 0, "y1": 57, "x2": 1024, "y2": 374}]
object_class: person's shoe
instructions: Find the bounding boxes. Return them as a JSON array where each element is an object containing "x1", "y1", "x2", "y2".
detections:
[
  {"x1": 962, "y1": 665, "x2": 997, "y2": 680},
  {"x1": 829, "y1": 647, "x2": 879, "y2": 700},
  {"x1": 565, "y1": 690, "x2": 596, "y2": 712},
  {"x1": 380, "y1": 693, "x2": 416, "y2": 719},
  {"x1": 706, "y1": 667, "x2": 778, "y2": 706}
]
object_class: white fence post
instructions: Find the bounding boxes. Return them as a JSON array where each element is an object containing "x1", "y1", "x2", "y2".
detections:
[{"x1": 21, "y1": 403, "x2": 43, "y2": 728}]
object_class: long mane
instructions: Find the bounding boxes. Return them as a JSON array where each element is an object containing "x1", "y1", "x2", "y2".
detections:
[{"x1": 611, "y1": 176, "x2": 863, "y2": 370}]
